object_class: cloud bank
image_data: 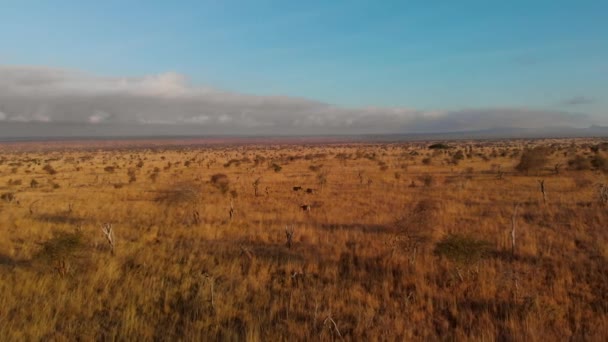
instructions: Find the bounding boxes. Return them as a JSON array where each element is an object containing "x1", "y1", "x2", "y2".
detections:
[{"x1": 0, "y1": 65, "x2": 593, "y2": 137}]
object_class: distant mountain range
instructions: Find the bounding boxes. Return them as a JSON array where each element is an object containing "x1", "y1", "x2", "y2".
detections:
[
  {"x1": 1, "y1": 122, "x2": 607, "y2": 142},
  {"x1": 362, "y1": 125, "x2": 608, "y2": 141}
]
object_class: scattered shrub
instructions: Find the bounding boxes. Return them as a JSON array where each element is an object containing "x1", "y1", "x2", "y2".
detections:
[
  {"x1": 210, "y1": 173, "x2": 230, "y2": 194},
  {"x1": 568, "y1": 155, "x2": 592, "y2": 170},
  {"x1": 515, "y1": 147, "x2": 550, "y2": 174},
  {"x1": 224, "y1": 159, "x2": 241, "y2": 168},
  {"x1": 127, "y1": 169, "x2": 137, "y2": 183},
  {"x1": 35, "y1": 231, "x2": 86, "y2": 275},
  {"x1": 7, "y1": 179, "x2": 22, "y2": 186},
  {"x1": 591, "y1": 154, "x2": 608, "y2": 173},
  {"x1": 429, "y1": 143, "x2": 450, "y2": 150},
  {"x1": 451, "y1": 150, "x2": 465, "y2": 164},
  {"x1": 43, "y1": 164, "x2": 57, "y2": 175},
  {"x1": 317, "y1": 171, "x2": 328, "y2": 187},
  {"x1": 156, "y1": 181, "x2": 200, "y2": 205},
  {"x1": 378, "y1": 161, "x2": 389, "y2": 171},
  {"x1": 1, "y1": 192, "x2": 16, "y2": 202},
  {"x1": 418, "y1": 174, "x2": 434, "y2": 187},
  {"x1": 309, "y1": 164, "x2": 323, "y2": 172},
  {"x1": 434, "y1": 233, "x2": 492, "y2": 265}
]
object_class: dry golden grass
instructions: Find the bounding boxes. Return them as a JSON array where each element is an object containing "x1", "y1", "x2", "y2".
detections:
[{"x1": 0, "y1": 138, "x2": 607, "y2": 340}]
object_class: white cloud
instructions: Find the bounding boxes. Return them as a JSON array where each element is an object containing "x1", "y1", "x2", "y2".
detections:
[
  {"x1": 0, "y1": 65, "x2": 594, "y2": 136},
  {"x1": 88, "y1": 110, "x2": 111, "y2": 123}
]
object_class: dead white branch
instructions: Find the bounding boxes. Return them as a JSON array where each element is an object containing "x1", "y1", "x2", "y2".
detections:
[
  {"x1": 323, "y1": 316, "x2": 343, "y2": 340},
  {"x1": 285, "y1": 225, "x2": 295, "y2": 248},
  {"x1": 511, "y1": 203, "x2": 519, "y2": 256},
  {"x1": 101, "y1": 223, "x2": 115, "y2": 255}
]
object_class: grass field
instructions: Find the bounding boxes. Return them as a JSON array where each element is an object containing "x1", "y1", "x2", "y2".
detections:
[{"x1": 0, "y1": 138, "x2": 607, "y2": 341}]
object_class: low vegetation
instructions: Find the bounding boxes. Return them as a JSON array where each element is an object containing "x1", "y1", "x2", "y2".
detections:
[{"x1": 0, "y1": 138, "x2": 607, "y2": 340}]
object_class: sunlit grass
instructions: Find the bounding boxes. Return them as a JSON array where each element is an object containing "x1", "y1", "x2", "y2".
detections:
[{"x1": 0, "y1": 138, "x2": 607, "y2": 340}]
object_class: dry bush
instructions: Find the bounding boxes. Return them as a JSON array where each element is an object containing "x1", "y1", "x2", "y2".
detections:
[
  {"x1": 451, "y1": 150, "x2": 465, "y2": 164},
  {"x1": 7, "y1": 179, "x2": 22, "y2": 186},
  {"x1": 591, "y1": 154, "x2": 608, "y2": 172},
  {"x1": 270, "y1": 163, "x2": 282, "y2": 172},
  {"x1": 42, "y1": 164, "x2": 57, "y2": 175},
  {"x1": 308, "y1": 164, "x2": 322, "y2": 172},
  {"x1": 429, "y1": 143, "x2": 450, "y2": 150},
  {"x1": 378, "y1": 161, "x2": 389, "y2": 171},
  {"x1": 568, "y1": 155, "x2": 591, "y2": 170},
  {"x1": 127, "y1": 169, "x2": 137, "y2": 183},
  {"x1": 515, "y1": 147, "x2": 550, "y2": 174},
  {"x1": 210, "y1": 173, "x2": 230, "y2": 194},
  {"x1": 434, "y1": 233, "x2": 492, "y2": 266},
  {"x1": 392, "y1": 199, "x2": 439, "y2": 259},
  {"x1": 418, "y1": 174, "x2": 434, "y2": 187},
  {"x1": 34, "y1": 231, "x2": 87, "y2": 275},
  {"x1": 155, "y1": 181, "x2": 201, "y2": 205},
  {"x1": 1, "y1": 192, "x2": 16, "y2": 202}
]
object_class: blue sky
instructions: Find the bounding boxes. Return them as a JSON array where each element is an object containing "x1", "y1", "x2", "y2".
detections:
[{"x1": 0, "y1": 1, "x2": 606, "y2": 135}]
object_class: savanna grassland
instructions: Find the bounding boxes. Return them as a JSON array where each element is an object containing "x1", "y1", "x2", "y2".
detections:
[{"x1": 0, "y1": 138, "x2": 607, "y2": 341}]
